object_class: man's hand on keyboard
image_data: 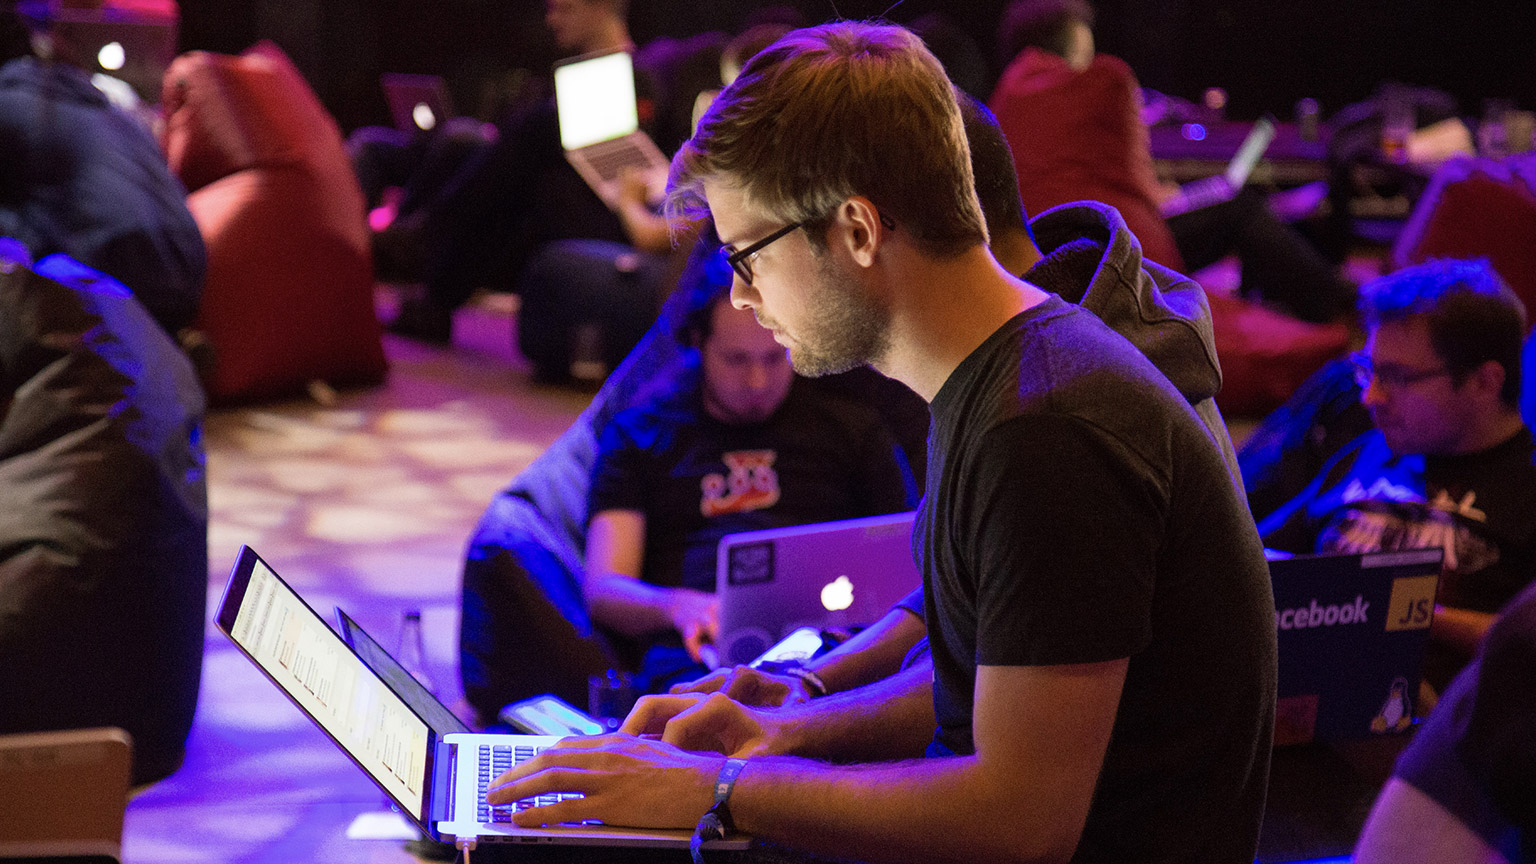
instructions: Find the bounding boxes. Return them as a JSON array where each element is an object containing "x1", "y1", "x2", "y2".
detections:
[{"x1": 486, "y1": 733, "x2": 723, "y2": 830}]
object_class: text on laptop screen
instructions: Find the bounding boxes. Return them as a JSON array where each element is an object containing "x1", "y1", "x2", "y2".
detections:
[
  {"x1": 554, "y1": 51, "x2": 640, "y2": 150},
  {"x1": 230, "y1": 559, "x2": 430, "y2": 817}
]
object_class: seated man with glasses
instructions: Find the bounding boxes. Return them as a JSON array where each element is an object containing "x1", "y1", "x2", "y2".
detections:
[
  {"x1": 1259, "y1": 258, "x2": 1536, "y2": 694},
  {"x1": 581, "y1": 260, "x2": 915, "y2": 694}
]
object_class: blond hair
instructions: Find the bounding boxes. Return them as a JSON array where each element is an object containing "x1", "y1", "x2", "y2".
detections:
[{"x1": 666, "y1": 21, "x2": 988, "y2": 257}]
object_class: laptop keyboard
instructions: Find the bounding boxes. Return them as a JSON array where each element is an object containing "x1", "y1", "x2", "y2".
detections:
[
  {"x1": 476, "y1": 744, "x2": 582, "y2": 824},
  {"x1": 583, "y1": 137, "x2": 655, "y2": 183}
]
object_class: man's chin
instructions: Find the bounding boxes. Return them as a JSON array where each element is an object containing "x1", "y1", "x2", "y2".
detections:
[{"x1": 787, "y1": 347, "x2": 865, "y2": 378}]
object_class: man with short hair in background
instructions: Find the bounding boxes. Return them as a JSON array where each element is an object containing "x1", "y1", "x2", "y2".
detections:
[{"x1": 1260, "y1": 258, "x2": 1536, "y2": 695}]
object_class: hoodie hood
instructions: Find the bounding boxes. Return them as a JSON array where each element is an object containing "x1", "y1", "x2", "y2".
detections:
[
  {"x1": 1026, "y1": 200, "x2": 1222, "y2": 405},
  {"x1": 1024, "y1": 200, "x2": 1244, "y2": 497}
]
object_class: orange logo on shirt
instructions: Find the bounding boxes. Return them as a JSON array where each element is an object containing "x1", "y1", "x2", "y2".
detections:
[{"x1": 701, "y1": 450, "x2": 780, "y2": 517}]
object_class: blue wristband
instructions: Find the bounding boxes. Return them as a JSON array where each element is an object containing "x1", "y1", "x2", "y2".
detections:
[{"x1": 690, "y1": 758, "x2": 746, "y2": 864}]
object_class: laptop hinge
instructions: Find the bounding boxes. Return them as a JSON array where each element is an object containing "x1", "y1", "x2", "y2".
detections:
[{"x1": 433, "y1": 740, "x2": 457, "y2": 825}]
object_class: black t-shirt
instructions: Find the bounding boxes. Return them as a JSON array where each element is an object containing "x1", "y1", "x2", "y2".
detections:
[
  {"x1": 588, "y1": 373, "x2": 914, "y2": 593},
  {"x1": 1263, "y1": 428, "x2": 1536, "y2": 615},
  {"x1": 918, "y1": 295, "x2": 1277, "y2": 864}
]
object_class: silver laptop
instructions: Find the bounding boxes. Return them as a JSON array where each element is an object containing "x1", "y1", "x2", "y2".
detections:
[
  {"x1": 382, "y1": 73, "x2": 455, "y2": 133},
  {"x1": 553, "y1": 49, "x2": 671, "y2": 209},
  {"x1": 714, "y1": 512, "x2": 921, "y2": 668},
  {"x1": 216, "y1": 546, "x2": 748, "y2": 851},
  {"x1": 1161, "y1": 114, "x2": 1277, "y2": 217}
]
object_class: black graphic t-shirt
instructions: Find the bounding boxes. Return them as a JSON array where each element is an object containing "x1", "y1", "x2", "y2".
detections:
[
  {"x1": 588, "y1": 374, "x2": 914, "y2": 593},
  {"x1": 1262, "y1": 428, "x2": 1536, "y2": 617}
]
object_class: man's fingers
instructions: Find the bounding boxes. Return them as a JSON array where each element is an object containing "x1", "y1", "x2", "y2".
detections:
[
  {"x1": 721, "y1": 666, "x2": 790, "y2": 707},
  {"x1": 670, "y1": 668, "x2": 727, "y2": 694},
  {"x1": 683, "y1": 627, "x2": 708, "y2": 663},
  {"x1": 619, "y1": 693, "x2": 703, "y2": 735},
  {"x1": 659, "y1": 692, "x2": 760, "y2": 755},
  {"x1": 509, "y1": 794, "x2": 594, "y2": 828},
  {"x1": 488, "y1": 763, "x2": 594, "y2": 805}
]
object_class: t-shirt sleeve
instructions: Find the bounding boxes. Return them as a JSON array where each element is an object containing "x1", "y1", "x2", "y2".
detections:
[
  {"x1": 1393, "y1": 660, "x2": 1524, "y2": 853},
  {"x1": 894, "y1": 585, "x2": 925, "y2": 621},
  {"x1": 587, "y1": 412, "x2": 655, "y2": 518},
  {"x1": 1458, "y1": 582, "x2": 1536, "y2": 832},
  {"x1": 968, "y1": 414, "x2": 1165, "y2": 667}
]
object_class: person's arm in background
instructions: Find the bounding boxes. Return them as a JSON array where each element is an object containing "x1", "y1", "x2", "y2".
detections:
[
  {"x1": 583, "y1": 509, "x2": 717, "y2": 662},
  {"x1": 1430, "y1": 605, "x2": 1497, "y2": 660},
  {"x1": 614, "y1": 168, "x2": 673, "y2": 255},
  {"x1": 1354, "y1": 778, "x2": 1511, "y2": 864}
]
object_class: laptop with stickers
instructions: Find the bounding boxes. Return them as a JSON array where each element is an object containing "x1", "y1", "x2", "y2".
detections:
[
  {"x1": 1268, "y1": 548, "x2": 1443, "y2": 744},
  {"x1": 714, "y1": 512, "x2": 922, "y2": 668}
]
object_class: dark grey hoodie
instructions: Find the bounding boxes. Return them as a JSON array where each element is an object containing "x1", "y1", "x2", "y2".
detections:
[{"x1": 1026, "y1": 200, "x2": 1244, "y2": 501}]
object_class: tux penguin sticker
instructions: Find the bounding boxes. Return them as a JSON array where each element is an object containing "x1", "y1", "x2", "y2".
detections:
[{"x1": 1369, "y1": 677, "x2": 1414, "y2": 734}]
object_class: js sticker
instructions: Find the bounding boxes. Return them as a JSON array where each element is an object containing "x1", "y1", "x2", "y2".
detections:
[{"x1": 1384, "y1": 575, "x2": 1438, "y2": 632}]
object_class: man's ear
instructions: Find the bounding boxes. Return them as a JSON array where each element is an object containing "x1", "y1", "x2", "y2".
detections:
[
  {"x1": 831, "y1": 196, "x2": 887, "y2": 268},
  {"x1": 1466, "y1": 359, "x2": 1507, "y2": 402}
]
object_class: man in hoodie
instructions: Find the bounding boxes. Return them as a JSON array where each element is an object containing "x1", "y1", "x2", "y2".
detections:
[
  {"x1": 491, "y1": 24, "x2": 1274, "y2": 864},
  {"x1": 675, "y1": 90, "x2": 1246, "y2": 706}
]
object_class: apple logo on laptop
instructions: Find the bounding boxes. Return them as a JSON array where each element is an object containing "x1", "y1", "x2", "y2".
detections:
[{"x1": 821, "y1": 575, "x2": 854, "y2": 611}]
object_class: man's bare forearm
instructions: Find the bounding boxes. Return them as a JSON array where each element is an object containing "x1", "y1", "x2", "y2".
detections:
[
  {"x1": 727, "y1": 754, "x2": 1070, "y2": 864},
  {"x1": 1431, "y1": 604, "x2": 1497, "y2": 659},
  {"x1": 806, "y1": 606, "x2": 926, "y2": 694},
  {"x1": 769, "y1": 662, "x2": 934, "y2": 762}
]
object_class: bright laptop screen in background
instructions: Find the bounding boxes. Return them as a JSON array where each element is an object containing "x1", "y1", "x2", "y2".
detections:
[
  {"x1": 554, "y1": 51, "x2": 640, "y2": 149},
  {"x1": 228, "y1": 558, "x2": 430, "y2": 818}
]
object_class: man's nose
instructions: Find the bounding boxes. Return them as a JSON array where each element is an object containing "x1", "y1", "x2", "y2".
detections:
[
  {"x1": 1359, "y1": 376, "x2": 1388, "y2": 408},
  {"x1": 745, "y1": 362, "x2": 770, "y2": 389},
  {"x1": 729, "y1": 279, "x2": 758, "y2": 310}
]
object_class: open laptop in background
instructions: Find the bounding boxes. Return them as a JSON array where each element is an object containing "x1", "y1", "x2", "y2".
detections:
[
  {"x1": 335, "y1": 609, "x2": 603, "y2": 738},
  {"x1": 0, "y1": 727, "x2": 131, "y2": 863},
  {"x1": 335, "y1": 608, "x2": 472, "y2": 738},
  {"x1": 382, "y1": 73, "x2": 455, "y2": 133},
  {"x1": 552, "y1": 49, "x2": 671, "y2": 210},
  {"x1": 1160, "y1": 114, "x2": 1278, "y2": 217},
  {"x1": 714, "y1": 512, "x2": 921, "y2": 668},
  {"x1": 217, "y1": 546, "x2": 748, "y2": 852},
  {"x1": 1269, "y1": 548, "x2": 1443, "y2": 745}
]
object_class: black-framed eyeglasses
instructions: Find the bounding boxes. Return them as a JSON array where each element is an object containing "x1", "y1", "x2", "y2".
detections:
[
  {"x1": 1348, "y1": 351, "x2": 1451, "y2": 391},
  {"x1": 721, "y1": 221, "x2": 804, "y2": 285}
]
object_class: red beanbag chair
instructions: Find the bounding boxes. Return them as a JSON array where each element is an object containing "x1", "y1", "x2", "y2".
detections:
[
  {"x1": 1394, "y1": 153, "x2": 1536, "y2": 329},
  {"x1": 1208, "y1": 292, "x2": 1352, "y2": 417},
  {"x1": 161, "y1": 42, "x2": 386, "y2": 403}
]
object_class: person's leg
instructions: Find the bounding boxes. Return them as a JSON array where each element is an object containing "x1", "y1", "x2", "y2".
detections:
[
  {"x1": 1169, "y1": 189, "x2": 1355, "y2": 323},
  {"x1": 516, "y1": 240, "x2": 667, "y2": 383},
  {"x1": 392, "y1": 104, "x2": 553, "y2": 341},
  {"x1": 346, "y1": 125, "x2": 419, "y2": 209}
]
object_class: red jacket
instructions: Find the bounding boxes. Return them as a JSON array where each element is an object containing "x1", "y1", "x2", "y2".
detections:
[{"x1": 989, "y1": 48, "x2": 1185, "y2": 270}]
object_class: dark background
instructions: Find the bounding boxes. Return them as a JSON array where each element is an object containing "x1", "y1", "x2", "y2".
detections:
[{"x1": 176, "y1": 0, "x2": 1536, "y2": 133}]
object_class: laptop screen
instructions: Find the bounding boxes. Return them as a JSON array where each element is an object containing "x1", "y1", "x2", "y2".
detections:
[
  {"x1": 221, "y1": 550, "x2": 432, "y2": 822},
  {"x1": 1223, "y1": 115, "x2": 1277, "y2": 189},
  {"x1": 337, "y1": 609, "x2": 470, "y2": 738},
  {"x1": 554, "y1": 51, "x2": 640, "y2": 150}
]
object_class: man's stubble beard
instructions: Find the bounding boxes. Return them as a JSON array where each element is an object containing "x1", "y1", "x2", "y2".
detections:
[{"x1": 787, "y1": 251, "x2": 892, "y2": 378}]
